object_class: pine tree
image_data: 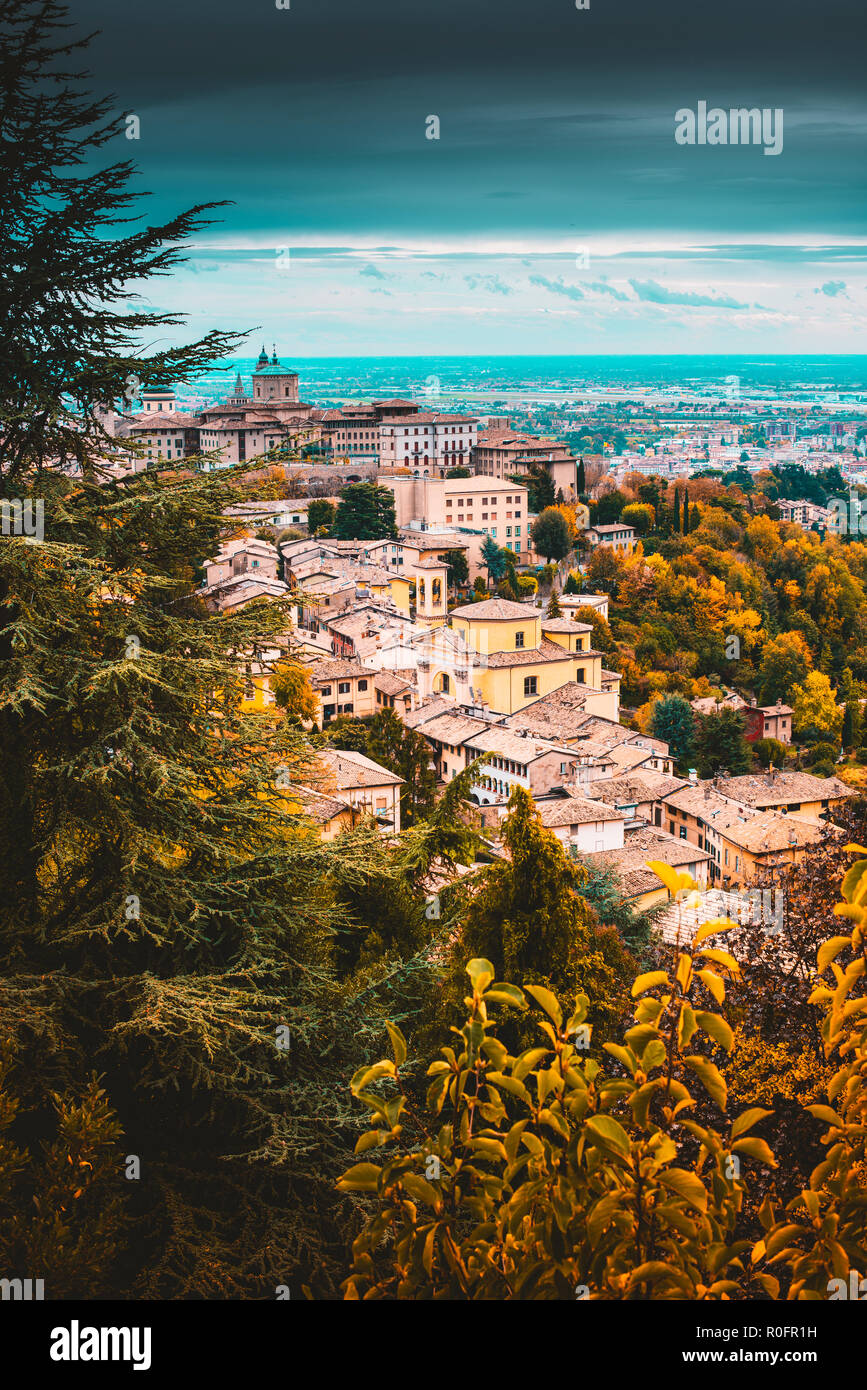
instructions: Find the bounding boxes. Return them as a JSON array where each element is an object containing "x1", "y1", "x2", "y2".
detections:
[
  {"x1": 332, "y1": 482, "x2": 397, "y2": 539},
  {"x1": 649, "y1": 694, "x2": 695, "y2": 764},
  {"x1": 0, "y1": 0, "x2": 239, "y2": 482},
  {"x1": 546, "y1": 590, "x2": 563, "y2": 618},
  {"x1": 843, "y1": 699, "x2": 861, "y2": 752},
  {"x1": 481, "y1": 533, "x2": 506, "y2": 585},
  {"x1": 694, "y1": 709, "x2": 752, "y2": 777},
  {"x1": 0, "y1": 0, "x2": 400, "y2": 1298},
  {"x1": 440, "y1": 788, "x2": 634, "y2": 1049}
]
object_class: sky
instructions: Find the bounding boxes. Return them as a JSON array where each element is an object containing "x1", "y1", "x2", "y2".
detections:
[{"x1": 76, "y1": 0, "x2": 867, "y2": 355}]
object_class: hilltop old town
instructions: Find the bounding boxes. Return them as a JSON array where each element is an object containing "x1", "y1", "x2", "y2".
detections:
[{"x1": 5, "y1": 0, "x2": 867, "y2": 1325}]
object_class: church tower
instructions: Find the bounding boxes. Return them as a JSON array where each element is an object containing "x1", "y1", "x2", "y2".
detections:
[{"x1": 252, "y1": 346, "x2": 299, "y2": 404}]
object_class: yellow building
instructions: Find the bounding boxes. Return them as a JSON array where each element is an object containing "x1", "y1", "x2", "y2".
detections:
[
  {"x1": 308, "y1": 658, "x2": 377, "y2": 724},
  {"x1": 655, "y1": 776, "x2": 847, "y2": 891},
  {"x1": 448, "y1": 598, "x2": 614, "y2": 716},
  {"x1": 294, "y1": 787, "x2": 359, "y2": 841}
]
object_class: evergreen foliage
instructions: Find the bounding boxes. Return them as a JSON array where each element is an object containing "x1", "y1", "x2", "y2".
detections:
[{"x1": 332, "y1": 482, "x2": 397, "y2": 540}]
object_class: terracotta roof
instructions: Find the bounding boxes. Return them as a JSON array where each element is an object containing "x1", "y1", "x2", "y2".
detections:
[
  {"x1": 658, "y1": 783, "x2": 736, "y2": 821},
  {"x1": 403, "y1": 697, "x2": 456, "y2": 729},
  {"x1": 127, "y1": 410, "x2": 198, "y2": 429},
  {"x1": 581, "y1": 827, "x2": 711, "y2": 899},
  {"x1": 711, "y1": 810, "x2": 832, "y2": 855},
  {"x1": 540, "y1": 618, "x2": 594, "y2": 633},
  {"x1": 416, "y1": 712, "x2": 491, "y2": 745},
  {"x1": 503, "y1": 683, "x2": 597, "y2": 739},
  {"x1": 714, "y1": 771, "x2": 853, "y2": 806},
  {"x1": 319, "y1": 748, "x2": 404, "y2": 788},
  {"x1": 450, "y1": 599, "x2": 535, "y2": 621},
  {"x1": 608, "y1": 743, "x2": 657, "y2": 771},
  {"x1": 587, "y1": 772, "x2": 689, "y2": 805},
  {"x1": 295, "y1": 787, "x2": 356, "y2": 825},
  {"x1": 534, "y1": 794, "x2": 626, "y2": 828},
  {"x1": 465, "y1": 725, "x2": 574, "y2": 762},
  {"x1": 485, "y1": 639, "x2": 575, "y2": 670},
  {"x1": 373, "y1": 672, "x2": 413, "y2": 696},
  {"x1": 309, "y1": 658, "x2": 370, "y2": 683}
]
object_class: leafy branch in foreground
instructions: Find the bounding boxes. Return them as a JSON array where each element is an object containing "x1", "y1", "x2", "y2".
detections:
[
  {"x1": 339, "y1": 851, "x2": 867, "y2": 1300},
  {"x1": 338, "y1": 863, "x2": 777, "y2": 1299}
]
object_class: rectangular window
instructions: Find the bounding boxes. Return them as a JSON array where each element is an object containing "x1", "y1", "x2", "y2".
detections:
[
  {"x1": 515, "y1": 632, "x2": 524, "y2": 648},
  {"x1": 320, "y1": 685, "x2": 332, "y2": 696},
  {"x1": 679, "y1": 827, "x2": 687, "y2": 839},
  {"x1": 523, "y1": 676, "x2": 538, "y2": 697},
  {"x1": 357, "y1": 679, "x2": 368, "y2": 691},
  {"x1": 338, "y1": 681, "x2": 350, "y2": 694}
]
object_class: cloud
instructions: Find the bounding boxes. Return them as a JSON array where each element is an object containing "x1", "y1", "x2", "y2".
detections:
[
  {"x1": 464, "y1": 273, "x2": 513, "y2": 295},
  {"x1": 528, "y1": 274, "x2": 584, "y2": 301},
  {"x1": 628, "y1": 278, "x2": 749, "y2": 309},
  {"x1": 586, "y1": 279, "x2": 631, "y2": 301},
  {"x1": 815, "y1": 279, "x2": 848, "y2": 297},
  {"x1": 360, "y1": 263, "x2": 391, "y2": 280}
]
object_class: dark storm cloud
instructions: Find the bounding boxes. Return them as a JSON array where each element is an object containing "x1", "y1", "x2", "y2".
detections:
[{"x1": 71, "y1": 0, "x2": 864, "y2": 246}]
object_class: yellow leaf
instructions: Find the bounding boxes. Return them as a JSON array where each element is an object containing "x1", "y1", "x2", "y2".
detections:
[
  {"x1": 694, "y1": 918, "x2": 738, "y2": 946},
  {"x1": 631, "y1": 970, "x2": 670, "y2": 998},
  {"x1": 658, "y1": 1167, "x2": 708, "y2": 1214},
  {"x1": 731, "y1": 1106, "x2": 773, "y2": 1140},
  {"x1": 697, "y1": 969, "x2": 725, "y2": 1005},
  {"x1": 646, "y1": 860, "x2": 691, "y2": 896},
  {"x1": 586, "y1": 1113, "x2": 631, "y2": 1157},
  {"x1": 731, "y1": 1136, "x2": 777, "y2": 1167},
  {"x1": 697, "y1": 948, "x2": 740, "y2": 976},
  {"x1": 684, "y1": 1055, "x2": 727, "y2": 1109},
  {"x1": 523, "y1": 984, "x2": 563, "y2": 1028},
  {"x1": 816, "y1": 936, "x2": 852, "y2": 975},
  {"x1": 695, "y1": 1011, "x2": 734, "y2": 1051},
  {"x1": 805, "y1": 1104, "x2": 842, "y2": 1128}
]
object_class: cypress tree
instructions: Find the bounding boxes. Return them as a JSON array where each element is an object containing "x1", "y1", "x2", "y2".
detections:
[
  {"x1": 673, "y1": 488, "x2": 681, "y2": 533},
  {"x1": 576, "y1": 457, "x2": 586, "y2": 495},
  {"x1": 683, "y1": 486, "x2": 691, "y2": 534}
]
